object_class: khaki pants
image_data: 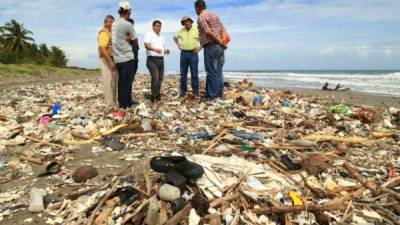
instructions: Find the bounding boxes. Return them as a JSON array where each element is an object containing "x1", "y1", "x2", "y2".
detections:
[{"x1": 99, "y1": 57, "x2": 118, "y2": 107}]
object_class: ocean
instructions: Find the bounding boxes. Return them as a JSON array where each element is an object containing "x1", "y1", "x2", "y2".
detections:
[{"x1": 198, "y1": 70, "x2": 400, "y2": 96}]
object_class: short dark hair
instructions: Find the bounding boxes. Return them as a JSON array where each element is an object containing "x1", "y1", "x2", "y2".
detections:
[
  {"x1": 104, "y1": 15, "x2": 115, "y2": 22},
  {"x1": 152, "y1": 20, "x2": 162, "y2": 26},
  {"x1": 195, "y1": 0, "x2": 207, "y2": 9},
  {"x1": 127, "y1": 18, "x2": 134, "y2": 25}
]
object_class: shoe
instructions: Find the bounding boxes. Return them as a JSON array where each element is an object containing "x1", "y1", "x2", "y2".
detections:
[
  {"x1": 165, "y1": 170, "x2": 187, "y2": 192},
  {"x1": 173, "y1": 158, "x2": 204, "y2": 179},
  {"x1": 102, "y1": 138, "x2": 124, "y2": 151},
  {"x1": 150, "y1": 156, "x2": 186, "y2": 173},
  {"x1": 38, "y1": 161, "x2": 61, "y2": 177},
  {"x1": 150, "y1": 156, "x2": 204, "y2": 179},
  {"x1": 112, "y1": 187, "x2": 140, "y2": 205},
  {"x1": 179, "y1": 93, "x2": 186, "y2": 97},
  {"x1": 156, "y1": 95, "x2": 161, "y2": 101},
  {"x1": 151, "y1": 97, "x2": 156, "y2": 103}
]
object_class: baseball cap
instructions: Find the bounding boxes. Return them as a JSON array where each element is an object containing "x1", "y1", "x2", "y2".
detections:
[{"x1": 119, "y1": 1, "x2": 132, "y2": 10}]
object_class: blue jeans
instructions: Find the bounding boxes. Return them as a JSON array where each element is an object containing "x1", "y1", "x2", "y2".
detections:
[
  {"x1": 180, "y1": 51, "x2": 199, "y2": 95},
  {"x1": 204, "y1": 44, "x2": 224, "y2": 99},
  {"x1": 116, "y1": 60, "x2": 137, "y2": 108}
]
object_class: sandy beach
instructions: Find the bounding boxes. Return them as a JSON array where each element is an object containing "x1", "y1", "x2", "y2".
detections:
[
  {"x1": 2, "y1": 73, "x2": 399, "y2": 108},
  {"x1": 0, "y1": 73, "x2": 399, "y2": 225}
]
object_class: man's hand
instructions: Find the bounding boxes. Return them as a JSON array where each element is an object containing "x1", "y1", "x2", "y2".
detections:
[
  {"x1": 218, "y1": 39, "x2": 228, "y2": 49},
  {"x1": 193, "y1": 47, "x2": 202, "y2": 53},
  {"x1": 109, "y1": 61, "x2": 117, "y2": 71},
  {"x1": 154, "y1": 48, "x2": 162, "y2": 54}
]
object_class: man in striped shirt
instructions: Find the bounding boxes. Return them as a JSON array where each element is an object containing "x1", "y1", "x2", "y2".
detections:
[{"x1": 195, "y1": 0, "x2": 226, "y2": 100}]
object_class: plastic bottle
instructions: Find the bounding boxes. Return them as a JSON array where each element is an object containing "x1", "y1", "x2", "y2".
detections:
[
  {"x1": 52, "y1": 97, "x2": 62, "y2": 115},
  {"x1": 145, "y1": 196, "x2": 160, "y2": 225},
  {"x1": 253, "y1": 95, "x2": 263, "y2": 106},
  {"x1": 141, "y1": 119, "x2": 152, "y2": 132},
  {"x1": 233, "y1": 130, "x2": 263, "y2": 141},
  {"x1": 29, "y1": 187, "x2": 44, "y2": 212}
]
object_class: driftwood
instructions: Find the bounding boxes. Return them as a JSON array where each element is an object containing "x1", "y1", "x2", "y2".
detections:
[
  {"x1": 123, "y1": 199, "x2": 150, "y2": 224},
  {"x1": 210, "y1": 194, "x2": 239, "y2": 208},
  {"x1": 64, "y1": 186, "x2": 99, "y2": 201},
  {"x1": 210, "y1": 213, "x2": 221, "y2": 225},
  {"x1": 343, "y1": 162, "x2": 380, "y2": 195},
  {"x1": 87, "y1": 181, "x2": 120, "y2": 225},
  {"x1": 26, "y1": 136, "x2": 66, "y2": 148},
  {"x1": 163, "y1": 203, "x2": 192, "y2": 225},
  {"x1": 19, "y1": 155, "x2": 43, "y2": 165},
  {"x1": 94, "y1": 197, "x2": 119, "y2": 225},
  {"x1": 252, "y1": 187, "x2": 365, "y2": 215},
  {"x1": 202, "y1": 129, "x2": 228, "y2": 154}
]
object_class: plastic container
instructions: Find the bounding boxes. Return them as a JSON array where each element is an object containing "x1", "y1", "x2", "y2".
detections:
[
  {"x1": 158, "y1": 184, "x2": 181, "y2": 201},
  {"x1": 29, "y1": 187, "x2": 44, "y2": 212},
  {"x1": 52, "y1": 103, "x2": 62, "y2": 115},
  {"x1": 233, "y1": 130, "x2": 263, "y2": 141},
  {"x1": 145, "y1": 196, "x2": 160, "y2": 225}
]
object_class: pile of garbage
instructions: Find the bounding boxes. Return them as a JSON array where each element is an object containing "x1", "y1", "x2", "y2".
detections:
[{"x1": 0, "y1": 76, "x2": 399, "y2": 225}]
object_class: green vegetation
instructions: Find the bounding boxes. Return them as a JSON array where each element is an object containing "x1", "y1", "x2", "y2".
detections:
[
  {"x1": 0, "y1": 19, "x2": 68, "y2": 67},
  {"x1": 0, "y1": 63, "x2": 98, "y2": 78}
]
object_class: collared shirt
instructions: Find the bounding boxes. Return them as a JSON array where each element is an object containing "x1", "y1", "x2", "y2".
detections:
[
  {"x1": 98, "y1": 28, "x2": 113, "y2": 58},
  {"x1": 175, "y1": 26, "x2": 200, "y2": 51},
  {"x1": 197, "y1": 10, "x2": 224, "y2": 46},
  {"x1": 111, "y1": 18, "x2": 137, "y2": 63},
  {"x1": 144, "y1": 31, "x2": 165, "y2": 57}
]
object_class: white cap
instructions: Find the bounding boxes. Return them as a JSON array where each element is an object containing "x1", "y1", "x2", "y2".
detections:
[{"x1": 119, "y1": 1, "x2": 132, "y2": 10}]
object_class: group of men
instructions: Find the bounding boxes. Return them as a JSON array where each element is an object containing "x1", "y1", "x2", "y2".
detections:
[{"x1": 98, "y1": 0, "x2": 228, "y2": 109}]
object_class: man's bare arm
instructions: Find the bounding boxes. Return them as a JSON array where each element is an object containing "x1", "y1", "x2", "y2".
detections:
[
  {"x1": 173, "y1": 36, "x2": 181, "y2": 49},
  {"x1": 144, "y1": 43, "x2": 162, "y2": 53}
]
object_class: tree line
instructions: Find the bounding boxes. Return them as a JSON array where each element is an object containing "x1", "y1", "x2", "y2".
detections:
[{"x1": 0, "y1": 19, "x2": 68, "y2": 67}]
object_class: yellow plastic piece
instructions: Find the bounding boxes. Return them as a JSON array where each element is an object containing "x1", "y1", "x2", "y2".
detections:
[{"x1": 289, "y1": 191, "x2": 303, "y2": 206}]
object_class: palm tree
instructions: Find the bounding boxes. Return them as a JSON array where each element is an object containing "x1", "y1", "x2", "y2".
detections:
[
  {"x1": 0, "y1": 26, "x2": 5, "y2": 49},
  {"x1": 0, "y1": 19, "x2": 34, "y2": 59}
]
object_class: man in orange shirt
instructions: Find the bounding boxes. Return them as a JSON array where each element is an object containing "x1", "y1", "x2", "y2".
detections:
[{"x1": 98, "y1": 15, "x2": 118, "y2": 108}]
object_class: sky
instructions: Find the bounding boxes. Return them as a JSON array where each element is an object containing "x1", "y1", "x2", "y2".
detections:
[{"x1": 0, "y1": 0, "x2": 400, "y2": 71}]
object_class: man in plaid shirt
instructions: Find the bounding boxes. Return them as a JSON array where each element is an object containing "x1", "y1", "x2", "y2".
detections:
[{"x1": 195, "y1": 0, "x2": 226, "y2": 100}]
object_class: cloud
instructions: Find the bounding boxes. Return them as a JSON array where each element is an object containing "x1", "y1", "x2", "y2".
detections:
[
  {"x1": 321, "y1": 47, "x2": 335, "y2": 56},
  {"x1": 0, "y1": 0, "x2": 399, "y2": 70}
]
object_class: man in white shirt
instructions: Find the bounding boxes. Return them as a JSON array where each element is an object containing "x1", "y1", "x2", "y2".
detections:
[
  {"x1": 112, "y1": 1, "x2": 138, "y2": 109},
  {"x1": 144, "y1": 20, "x2": 170, "y2": 103}
]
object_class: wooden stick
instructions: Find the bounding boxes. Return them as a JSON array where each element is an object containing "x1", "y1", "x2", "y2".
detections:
[
  {"x1": 202, "y1": 129, "x2": 228, "y2": 154},
  {"x1": 144, "y1": 172, "x2": 152, "y2": 196},
  {"x1": 230, "y1": 209, "x2": 240, "y2": 225},
  {"x1": 210, "y1": 194, "x2": 239, "y2": 208},
  {"x1": 19, "y1": 155, "x2": 43, "y2": 165},
  {"x1": 26, "y1": 136, "x2": 65, "y2": 148},
  {"x1": 252, "y1": 188, "x2": 365, "y2": 215},
  {"x1": 122, "y1": 199, "x2": 149, "y2": 224},
  {"x1": 163, "y1": 203, "x2": 192, "y2": 225},
  {"x1": 94, "y1": 197, "x2": 119, "y2": 225},
  {"x1": 343, "y1": 162, "x2": 380, "y2": 196},
  {"x1": 382, "y1": 177, "x2": 400, "y2": 189},
  {"x1": 87, "y1": 181, "x2": 120, "y2": 225},
  {"x1": 210, "y1": 213, "x2": 221, "y2": 225},
  {"x1": 64, "y1": 187, "x2": 99, "y2": 201},
  {"x1": 71, "y1": 131, "x2": 91, "y2": 140}
]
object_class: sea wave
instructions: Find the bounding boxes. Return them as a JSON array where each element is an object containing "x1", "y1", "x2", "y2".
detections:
[{"x1": 199, "y1": 71, "x2": 400, "y2": 96}]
